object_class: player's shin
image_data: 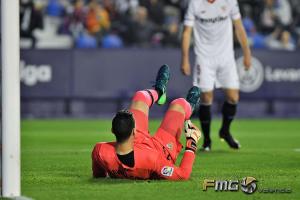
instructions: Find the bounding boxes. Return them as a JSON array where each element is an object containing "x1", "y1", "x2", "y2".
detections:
[
  {"x1": 219, "y1": 101, "x2": 240, "y2": 149},
  {"x1": 132, "y1": 90, "x2": 158, "y2": 107},
  {"x1": 170, "y1": 98, "x2": 192, "y2": 120},
  {"x1": 220, "y1": 101, "x2": 237, "y2": 134},
  {"x1": 198, "y1": 104, "x2": 212, "y2": 149}
]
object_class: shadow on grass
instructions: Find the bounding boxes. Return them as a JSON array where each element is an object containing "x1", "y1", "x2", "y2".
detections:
[
  {"x1": 198, "y1": 149, "x2": 241, "y2": 155},
  {"x1": 88, "y1": 177, "x2": 178, "y2": 185}
]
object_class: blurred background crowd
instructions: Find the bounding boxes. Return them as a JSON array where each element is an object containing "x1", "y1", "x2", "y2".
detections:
[{"x1": 20, "y1": 0, "x2": 300, "y2": 50}]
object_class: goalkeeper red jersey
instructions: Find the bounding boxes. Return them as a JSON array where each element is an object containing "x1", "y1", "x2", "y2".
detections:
[{"x1": 92, "y1": 128, "x2": 195, "y2": 180}]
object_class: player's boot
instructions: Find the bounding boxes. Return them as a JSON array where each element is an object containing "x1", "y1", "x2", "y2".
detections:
[
  {"x1": 219, "y1": 131, "x2": 241, "y2": 149},
  {"x1": 154, "y1": 64, "x2": 170, "y2": 105},
  {"x1": 201, "y1": 139, "x2": 211, "y2": 152},
  {"x1": 186, "y1": 86, "x2": 201, "y2": 113}
]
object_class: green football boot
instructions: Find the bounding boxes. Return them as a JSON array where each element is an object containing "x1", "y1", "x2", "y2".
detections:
[
  {"x1": 154, "y1": 64, "x2": 170, "y2": 105},
  {"x1": 186, "y1": 86, "x2": 201, "y2": 113}
]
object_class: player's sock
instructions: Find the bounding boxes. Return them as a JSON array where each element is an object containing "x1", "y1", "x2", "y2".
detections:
[
  {"x1": 198, "y1": 104, "x2": 212, "y2": 150},
  {"x1": 220, "y1": 101, "x2": 237, "y2": 134},
  {"x1": 171, "y1": 98, "x2": 192, "y2": 120},
  {"x1": 219, "y1": 101, "x2": 240, "y2": 149},
  {"x1": 132, "y1": 90, "x2": 158, "y2": 107}
]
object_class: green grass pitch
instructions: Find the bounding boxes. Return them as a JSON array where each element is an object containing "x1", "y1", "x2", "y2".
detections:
[{"x1": 21, "y1": 119, "x2": 300, "y2": 200}]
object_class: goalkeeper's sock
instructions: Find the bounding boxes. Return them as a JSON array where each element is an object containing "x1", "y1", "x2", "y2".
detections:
[
  {"x1": 220, "y1": 101, "x2": 237, "y2": 134},
  {"x1": 198, "y1": 104, "x2": 212, "y2": 146},
  {"x1": 171, "y1": 98, "x2": 192, "y2": 120},
  {"x1": 132, "y1": 89, "x2": 158, "y2": 107}
]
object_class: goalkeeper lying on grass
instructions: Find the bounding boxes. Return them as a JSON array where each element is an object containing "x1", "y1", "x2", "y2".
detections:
[{"x1": 92, "y1": 65, "x2": 201, "y2": 180}]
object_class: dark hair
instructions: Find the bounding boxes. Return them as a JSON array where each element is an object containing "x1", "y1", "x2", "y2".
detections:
[{"x1": 112, "y1": 110, "x2": 135, "y2": 143}]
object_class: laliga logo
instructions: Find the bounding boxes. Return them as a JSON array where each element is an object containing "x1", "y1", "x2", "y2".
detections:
[
  {"x1": 236, "y1": 57, "x2": 264, "y2": 93},
  {"x1": 20, "y1": 60, "x2": 52, "y2": 86}
]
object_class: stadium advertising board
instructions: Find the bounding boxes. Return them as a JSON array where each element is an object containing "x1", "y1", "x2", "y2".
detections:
[
  {"x1": 236, "y1": 50, "x2": 300, "y2": 99},
  {"x1": 19, "y1": 49, "x2": 300, "y2": 117},
  {"x1": 20, "y1": 50, "x2": 72, "y2": 98},
  {"x1": 21, "y1": 49, "x2": 300, "y2": 101}
]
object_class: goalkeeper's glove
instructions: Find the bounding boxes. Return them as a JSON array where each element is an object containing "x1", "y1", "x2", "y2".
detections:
[{"x1": 184, "y1": 120, "x2": 201, "y2": 153}]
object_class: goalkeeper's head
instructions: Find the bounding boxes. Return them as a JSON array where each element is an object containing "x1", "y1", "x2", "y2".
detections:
[{"x1": 112, "y1": 110, "x2": 135, "y2": 143}]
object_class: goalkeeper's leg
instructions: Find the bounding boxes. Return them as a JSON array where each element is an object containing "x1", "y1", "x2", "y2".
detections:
[
  {"x1": 158, "y1": 98, "x2": 192, "y2": 140},
  {"x1": 130, "y1": 89, "x2": 158, "y2": 133},
  {"x1": 129, "y1": 65, "x2": 170, "y2": 133},
  {"x1": 154, "y1": 98, "x2": 192, "y2": 162},
  {"x1": 158, "y1": 86, "x2": 200, "y2": 140},
  {"x1": 154, "y1": 87, "x2": 200, "y2": 161}
]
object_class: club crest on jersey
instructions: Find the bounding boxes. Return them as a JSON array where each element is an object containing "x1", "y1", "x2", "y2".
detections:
[
  {"x1": 166, "y1": 143, "x2": 173, "y2": 150},
  {"x1": 161, "y1": 166, "x2": 174, "y2": 177},
  {"x1": 221, "y1": 5, "x2": 227, "y2": 12}
]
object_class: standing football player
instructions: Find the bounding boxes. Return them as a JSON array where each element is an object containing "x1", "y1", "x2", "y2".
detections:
[{"x1": 181, "y1": 0, "x2": 252, "y2": 151}]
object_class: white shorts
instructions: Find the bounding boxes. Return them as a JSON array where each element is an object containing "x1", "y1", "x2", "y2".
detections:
[{"x1": 193, "y1": 56, "x2": 239, "y2": 92}]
